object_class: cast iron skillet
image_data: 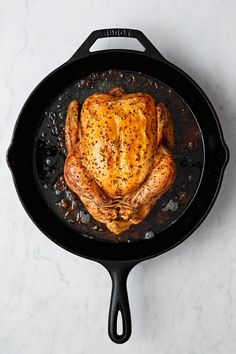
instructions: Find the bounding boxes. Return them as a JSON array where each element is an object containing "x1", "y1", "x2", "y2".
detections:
[{"x1": 7, "y1": 28, "x2": 229, "y2": 343}]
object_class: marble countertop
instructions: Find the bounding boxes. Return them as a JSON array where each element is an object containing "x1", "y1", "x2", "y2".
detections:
[{"x1": 1, "y1": 0, "x2": 236, "y2": 353}]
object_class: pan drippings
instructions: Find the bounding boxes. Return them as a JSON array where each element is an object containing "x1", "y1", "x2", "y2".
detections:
[{"x1": 34, "y1": 69, "x2": 204, "y2": 242}]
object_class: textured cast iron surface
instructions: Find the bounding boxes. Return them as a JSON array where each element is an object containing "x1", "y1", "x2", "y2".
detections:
[{"x1": 34, "y1": 69, "x2": 203, "y2": 242}]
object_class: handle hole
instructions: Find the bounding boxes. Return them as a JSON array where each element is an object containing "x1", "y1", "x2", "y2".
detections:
[
  {"x1": 117, "y1": 310, "x2": 123, "y2": 336},
  {"x1": 89, "y1": 37, "x2": 145, "y2": 53}
]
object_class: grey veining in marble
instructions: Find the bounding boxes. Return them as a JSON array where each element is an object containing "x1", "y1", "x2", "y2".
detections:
[{"x1": 0, "y1": 0, "x2": 236, "y2": 353}]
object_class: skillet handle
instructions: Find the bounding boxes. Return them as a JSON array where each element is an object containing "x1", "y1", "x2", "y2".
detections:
[
  {"x1": 102, "y1": 261, "x2": 137, "y2": 344},
  {"x1": 70, "y1": 28, "x2": 164, "y2": 61}
]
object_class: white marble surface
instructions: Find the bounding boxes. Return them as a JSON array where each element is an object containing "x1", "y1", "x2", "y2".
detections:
[{"x1": 1, "y1": 0, "x2": 236, "y2": 352}]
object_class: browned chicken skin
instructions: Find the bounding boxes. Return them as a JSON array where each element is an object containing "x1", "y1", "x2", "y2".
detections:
[{"x1": 64, "y1": 87, "x2": 176, "y2": 234}]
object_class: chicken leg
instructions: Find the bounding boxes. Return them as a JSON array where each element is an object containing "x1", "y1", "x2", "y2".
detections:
[{"x1": 64, "y1": 100, "x2": 117, "y2": 223}]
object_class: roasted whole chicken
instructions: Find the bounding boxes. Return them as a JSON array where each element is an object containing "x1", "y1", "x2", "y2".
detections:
[{"x1": 64, "y1": 87, "x2": 176, "y2": 234}]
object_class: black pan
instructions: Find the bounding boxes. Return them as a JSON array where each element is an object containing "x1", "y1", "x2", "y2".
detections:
[{"x1": 7, "y1": 28, "x2": 229, "y2": 343}]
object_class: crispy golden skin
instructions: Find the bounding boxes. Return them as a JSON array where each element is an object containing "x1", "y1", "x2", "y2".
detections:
[{"x1": 64, "y1": 87, "x2": 176, "y2": 235}]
